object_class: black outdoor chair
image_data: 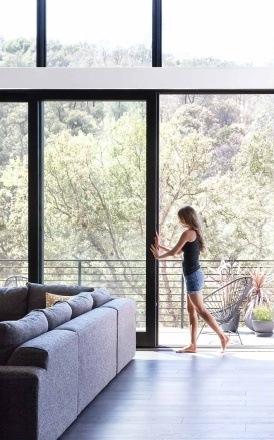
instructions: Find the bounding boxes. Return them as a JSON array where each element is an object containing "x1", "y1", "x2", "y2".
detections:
[
  {"x1": 197, "y1": 276, "x2": 252, "y2": 345},
  {"x1": 4, "y1": 275, "x2": 28, "y2": 287}
]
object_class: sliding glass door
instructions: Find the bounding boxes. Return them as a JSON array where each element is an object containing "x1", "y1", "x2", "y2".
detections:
[
  {"x1": 43, "y1": 98, "x2": 153, "y2": 344},
  {"x1": 158, "y1": 93, "x2": 274, "y2": 348}
]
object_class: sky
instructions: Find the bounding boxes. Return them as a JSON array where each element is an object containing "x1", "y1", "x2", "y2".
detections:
[
  {"x1": 1, "y1": 0, "x2": 274, "y2": 65},
  {"x1": 162, "y1": 0, "x2": 274, "y2": 65}
]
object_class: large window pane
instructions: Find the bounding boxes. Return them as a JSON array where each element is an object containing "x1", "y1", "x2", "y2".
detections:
[
  {"x1": 159, "y1": 94, "x2": 274, "y2": 345},
  {"x1": 44, "y1": 100, "x2": 146, "y2": 330},
  {"x1": 0, "y1": 0, "x2": 36, "y2": 67},
  {"x1": 163, "y1": 0, "x2": 274, "y2": 67},
  {"x1": 0, "y1": 103, "x2": 28, "y2": 285},
  {"x1": 47, "y1": 0, "x2": 152, "y2": 67}
]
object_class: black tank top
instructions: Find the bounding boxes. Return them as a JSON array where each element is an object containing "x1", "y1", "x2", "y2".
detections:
[{"x1": 182, "y1": 235, "x2": 200, "y2": 276}]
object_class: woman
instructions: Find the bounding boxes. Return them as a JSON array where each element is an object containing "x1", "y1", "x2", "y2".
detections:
[{"x1": 150, "y1": 205, "x2": 229, "y2": 353}]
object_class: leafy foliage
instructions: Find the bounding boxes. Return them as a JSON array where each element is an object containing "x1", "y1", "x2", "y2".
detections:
[{"x1": 253, "y1": 304, "x2": 274, "y2": 322}]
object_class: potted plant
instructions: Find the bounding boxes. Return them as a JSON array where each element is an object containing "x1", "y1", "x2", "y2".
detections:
[
  {"x1": 215, "y1": 259, "x2": 243, "y2": 332},
  {"x1": 252, "y1": 304, "x2": 274, "y2": 337},
  {"x1": 243, "y1": 268, "x2": 274, "y2": 332}
]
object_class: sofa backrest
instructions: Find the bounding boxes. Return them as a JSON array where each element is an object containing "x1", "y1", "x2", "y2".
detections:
[
  {"x1": 0, "y1": 310, "x2": 48, "y2": 365},
  {"x1": 0, "y1": 286, "x2": 28, "y2": 321},
  {"x1": 0, "y1": 285, "x2": 113, "y2": 365},
  {"x1": 89, "y1": 287, "x2": 112, "y2": 308},
  {"x1": 27, "y1": 282, "x2": 94, "y2": 311},
  {"x1": 38, "y1": 302, "x2": 73, "y2": 330}
]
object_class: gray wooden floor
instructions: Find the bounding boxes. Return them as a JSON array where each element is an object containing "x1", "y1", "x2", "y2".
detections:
[{"x1": 60, "y1": 349, "x2": 274, "y2": 440}]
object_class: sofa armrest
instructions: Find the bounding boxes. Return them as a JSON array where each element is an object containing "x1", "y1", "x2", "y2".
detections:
[
  {"x1": 7, "y1": 346, "x2": 49, "y2": 369},
  {"x1": 0, "y1": 366, "x2": 45, "y2": 440},
  {"x1": 1, "y1": 330, "x2": 79, "y2": 440}
]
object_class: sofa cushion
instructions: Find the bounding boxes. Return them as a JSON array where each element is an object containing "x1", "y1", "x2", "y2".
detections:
[
  {"x1": 38, "y1": 302, "x2": 72, "y2": 330},
  {"x1": 0, "y1": 310, "x2": 48, "y2": 365},
  {"x1": 56, "y1": 307, "x2": 117, "y2": 414},
  {"x1": 90, "y1": 287, "x2": 112, "y2": 308},
  {"x1": 46, "y1": 292, "x2": 74, "y2": 307},
  {"x1": 27, "y1": 282, "x2": 94, "y2": 311},
  {"x1": 67, "y1": 292, "x2": 94, "y2": 318},
  {"x1": 0, "y1": 286, "x2": 28, "y2": 321}
]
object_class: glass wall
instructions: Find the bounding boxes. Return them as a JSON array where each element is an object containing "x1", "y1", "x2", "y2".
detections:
[
  {"x1": 2, "y1": 1, "x2": 274, "y2": 69},
  {"x1": 0, "y1": 0, "x2": 36, "y2": 67},
  {"x1": 158, "y1": 93, "x2": 274, "y2": 345},
  {"x1": 44, "y1": 100, "x2": 147, "y2": 330},
  {"x1": 0, "y1": 102, "x2": 28, "y2": 285},
  {"x1": 162, "y1": 0, "x2": 274, "y2": 67},
  {"x1": 47, "y1": 0, "x2": 152, "y2": 67}
]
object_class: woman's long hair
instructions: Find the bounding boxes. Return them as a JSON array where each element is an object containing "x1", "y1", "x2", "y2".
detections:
[{"x1": 177, "y1": 205, "x2": 206, "y2": 252}]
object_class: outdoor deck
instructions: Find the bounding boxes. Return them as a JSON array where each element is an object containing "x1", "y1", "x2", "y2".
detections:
[{"x1": 158, "y1": 326, "x2": 274, "y2": 348}]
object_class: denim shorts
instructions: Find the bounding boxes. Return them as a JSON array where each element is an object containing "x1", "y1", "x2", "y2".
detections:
[{"x1": 184, "y1": 268, "x2": 205, "y2": 293}]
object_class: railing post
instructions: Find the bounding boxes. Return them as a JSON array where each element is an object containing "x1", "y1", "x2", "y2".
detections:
[
  {"x1": 78, "y1": 260, "x2": 82, "y2": 286},
  {"x1": 181, "y1": 276, "x2": 185, "y2": 328}
]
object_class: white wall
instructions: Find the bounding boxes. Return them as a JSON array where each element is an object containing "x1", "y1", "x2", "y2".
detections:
[{"x1": 0, "y1": 67, "x2": 274, "y2": 90}]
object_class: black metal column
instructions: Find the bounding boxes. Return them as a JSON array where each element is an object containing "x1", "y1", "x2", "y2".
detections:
[
  {"x1": 37, "y1": 0, "x2": 46, "y2": 67},
  {"x1": 152, "y1": 0, "x2": 162, "y2": 67},
  {"x1": 137, "y1": 91, "x2": 159, "y2": 347},
  {"x1": 28, "y1": 99, "x2": 44, "y2": 283}
]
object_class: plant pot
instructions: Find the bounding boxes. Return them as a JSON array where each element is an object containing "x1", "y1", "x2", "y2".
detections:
[
  {"x1": 244, "y1": 302, "x2": 255, "y2": 332},
  {"x1": 252, "y1": 319, "x2": 274, "y2": 337},
  {"x1": 221, "y1": 312, "x2": 240, "y2": 333}
]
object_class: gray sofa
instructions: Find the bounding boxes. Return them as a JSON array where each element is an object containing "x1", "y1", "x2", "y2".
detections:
[{"x1": 0, "y1": 282, "x2": 136, "y2": 440}]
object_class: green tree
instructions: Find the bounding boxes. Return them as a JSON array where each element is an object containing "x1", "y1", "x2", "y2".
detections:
[
  {"x1": 44, "y1": 119, "x2": 146, "y2": 261},
  {"x1": 0, "y1": 38, "x2": 35, "y2": 67}
]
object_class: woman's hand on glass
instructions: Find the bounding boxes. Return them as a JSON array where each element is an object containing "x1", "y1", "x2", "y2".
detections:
[
  {"x1": 154, "y1": 231, "x2": 160, "y2": 249},
  {"x1": 150, "y1": 244, "x2": 160, "y2": 259}
]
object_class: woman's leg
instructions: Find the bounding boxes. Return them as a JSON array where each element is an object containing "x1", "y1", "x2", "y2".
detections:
[
  {"x1": 189, "y1": 292, "x2": 230, "y2": 352},
  {"x1": 176, "y1": 294, "x2": 198, "y2": 353}
]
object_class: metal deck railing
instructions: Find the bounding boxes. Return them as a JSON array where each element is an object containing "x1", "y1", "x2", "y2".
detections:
[{"x1": 1, "y1": 258, "x2": 274, "y2": 329}]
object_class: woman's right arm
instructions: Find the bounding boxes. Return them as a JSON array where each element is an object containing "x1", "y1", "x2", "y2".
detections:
[{"x1": 151, "y1": 230, "x2": 190, "y2": 260}]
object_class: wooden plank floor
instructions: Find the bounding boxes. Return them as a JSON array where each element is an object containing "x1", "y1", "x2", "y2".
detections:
[{"x1": 59, "y1": 349, "x2": 274, "y2": 440}]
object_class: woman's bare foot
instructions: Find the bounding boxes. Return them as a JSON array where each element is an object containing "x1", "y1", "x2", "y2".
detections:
[
  {"x1": 220, "y1": 334, "x2": 230, "y2": 353},
  {"x1": 176, "y1": 343, "x2": 197, "y2": 353}
]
